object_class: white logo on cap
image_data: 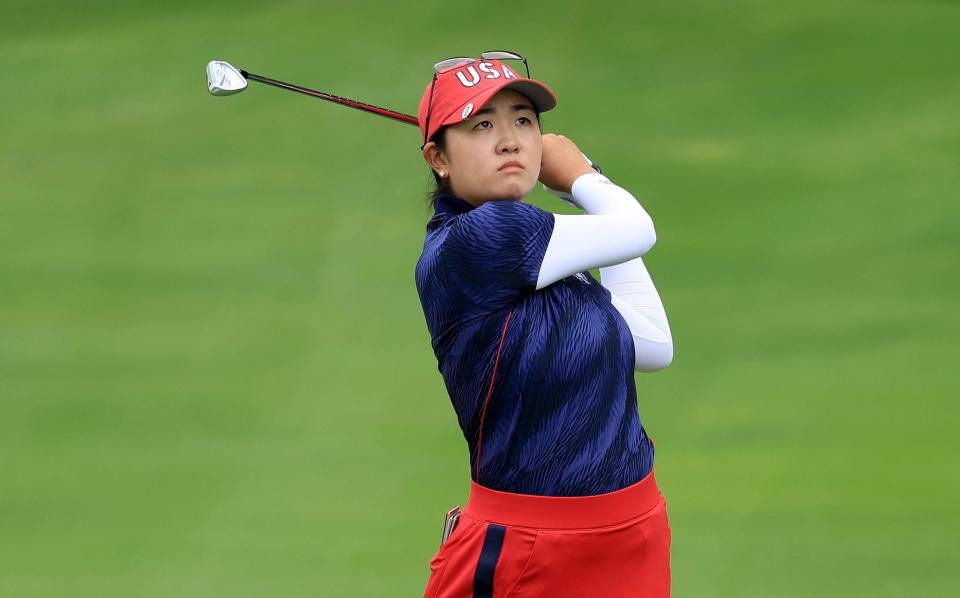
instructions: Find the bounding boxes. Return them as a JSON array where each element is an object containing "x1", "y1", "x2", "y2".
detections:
[
  {"x1": 454, "y1": 64, "x2": 519, "y2": 88},
  {"x1": 456, "y1": 67, "x2": 481, "y2": 87},
  {"x1": 478, "y1": 62, "x2": 500, "y2": 79},
  {"x1": 461, "y1": 103, "x2": 474, "y2": 120}
]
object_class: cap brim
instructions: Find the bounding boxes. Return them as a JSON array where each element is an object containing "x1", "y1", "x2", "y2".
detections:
[
  {"x1": 438, "y1": 78, "x2": 557, "y2": 130},
  {"x1": 498, "y1": 80, "x2": 557, "y2": 113}
]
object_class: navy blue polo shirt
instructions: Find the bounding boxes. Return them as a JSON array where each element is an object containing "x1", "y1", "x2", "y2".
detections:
[{"x1": 414, "y1": 192, "x2": 655, "y2": 496}]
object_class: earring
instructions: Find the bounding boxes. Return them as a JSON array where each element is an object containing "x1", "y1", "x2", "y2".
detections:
[{"x1": 439, "y1": 170, "x2": 446, "y2": 178}]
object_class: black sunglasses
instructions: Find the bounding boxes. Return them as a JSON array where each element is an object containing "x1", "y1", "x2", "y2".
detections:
[{"x1": 421, "y1": 50, "x2": 530, "y2": 148}]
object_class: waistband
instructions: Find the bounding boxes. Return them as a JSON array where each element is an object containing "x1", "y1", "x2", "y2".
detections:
[{"x1": 463, "y1": 467, "x2": 662, "y2": 530}]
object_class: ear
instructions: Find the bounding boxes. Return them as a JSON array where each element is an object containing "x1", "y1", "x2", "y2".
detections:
[{"x1": 421, "y1": 141, "x2": 448, "y2": 176}]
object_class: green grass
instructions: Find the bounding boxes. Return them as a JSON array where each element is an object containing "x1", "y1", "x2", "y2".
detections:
[{"x1": 1, "y1": 1, "x2": 958, "y2": 596}]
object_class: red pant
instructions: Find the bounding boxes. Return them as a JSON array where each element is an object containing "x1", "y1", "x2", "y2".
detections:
[{"x1": 422, "y1": 468, "x2": 671, "y2": 597}]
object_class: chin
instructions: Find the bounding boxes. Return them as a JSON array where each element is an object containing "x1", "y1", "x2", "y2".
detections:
[{"x1": 500, "y1": 180, "x2": 536, "y2": 201}]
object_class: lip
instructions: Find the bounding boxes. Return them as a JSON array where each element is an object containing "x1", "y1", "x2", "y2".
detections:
[{"x1": 498, "y1": 161, "x2": 524, "y2": 171}]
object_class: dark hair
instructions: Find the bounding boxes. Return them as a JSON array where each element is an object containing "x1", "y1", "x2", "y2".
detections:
[
  {"x1": 424, "y1": 109, "x2": 542, "y2": 210},
  {"x1": 425, "y1": 126, "x2": 454, "y2": 208}
]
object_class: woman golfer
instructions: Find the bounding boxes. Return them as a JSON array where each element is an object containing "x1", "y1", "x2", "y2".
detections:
[{"x1": 415, "y1": 51, "x2": 674, "y2": 598}]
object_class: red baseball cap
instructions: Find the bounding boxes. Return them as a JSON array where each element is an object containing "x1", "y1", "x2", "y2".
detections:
[{"x1": 418, "y1": 58, "x2": 557, "y2": 145}]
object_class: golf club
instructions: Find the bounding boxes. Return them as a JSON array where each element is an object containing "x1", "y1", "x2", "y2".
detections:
[{"x1": 205, "y1": 60, "x2": 419, "y2": 126}]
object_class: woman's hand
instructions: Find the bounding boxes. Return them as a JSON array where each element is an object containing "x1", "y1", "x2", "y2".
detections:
[{"x1": 539, "y1": 134, "x2": 597, "y2": 195}]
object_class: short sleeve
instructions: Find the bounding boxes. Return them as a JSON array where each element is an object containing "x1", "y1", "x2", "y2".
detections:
[{"x1": 443, "y1": 200, "x2": 555, "y2": 309}]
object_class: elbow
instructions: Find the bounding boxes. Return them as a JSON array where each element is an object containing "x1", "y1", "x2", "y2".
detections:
[
  {"x1": 634, "y1": 340, "x2": 673, "y2": 372},
  {"x1": 631, "y1": 212, "x2": 657, "y2": 256},
  {"x1": 642, "y1": 225, "x2": 657, "y2": 255}
]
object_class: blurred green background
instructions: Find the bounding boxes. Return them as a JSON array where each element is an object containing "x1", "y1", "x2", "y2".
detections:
[{"x1": 2, "y1": 0, "x2": 958, "y2": 596}]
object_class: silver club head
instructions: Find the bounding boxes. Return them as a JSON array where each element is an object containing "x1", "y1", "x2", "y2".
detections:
[{"x1": 206, "y1": 60, "x2": 247, "y2": 96}]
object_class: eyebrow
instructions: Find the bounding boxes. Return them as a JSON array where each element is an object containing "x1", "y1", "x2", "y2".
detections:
[{"x1": 474, "y1": 103, "x2": 536, "y2": 117}]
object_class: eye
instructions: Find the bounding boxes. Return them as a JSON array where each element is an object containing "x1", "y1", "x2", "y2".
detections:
[
  {"x1": 517, "y1": 116, "x2": 532, "y2": 125},
  {"x1": 474, "y1": 120, "x2": 492, "y2": 130}
]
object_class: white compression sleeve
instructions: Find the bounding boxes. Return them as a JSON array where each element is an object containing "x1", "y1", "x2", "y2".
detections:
[
  {"x1": 535, "y1": 173, "x2": 656, "y2": 289},
  {"x1": 536, "y1": 172, "x2": 673, "y2": 372},
  {"x1": 602, "y1": 259, "x2": 673, "y2": 372}
]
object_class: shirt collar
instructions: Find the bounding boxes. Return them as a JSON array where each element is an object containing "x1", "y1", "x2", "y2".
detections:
[
  {"x1": 427, "y1": 192, "x2": 476, "y2": 231},
  {"x1": 434, "y1": 192, "x2": 476, "y2": 216}
]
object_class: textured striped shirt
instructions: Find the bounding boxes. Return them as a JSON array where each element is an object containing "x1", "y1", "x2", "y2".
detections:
[{"x1": 415, "y1": 192, "x2": 654, "y2": 496}]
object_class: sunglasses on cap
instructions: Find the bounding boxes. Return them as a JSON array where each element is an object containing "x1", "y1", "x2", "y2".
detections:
[{"x1": 421, "y1": 50, "x2": 531, "y2": 148}]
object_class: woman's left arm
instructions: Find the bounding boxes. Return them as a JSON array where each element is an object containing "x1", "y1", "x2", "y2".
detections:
[
  {"x1": 537, "y1": 134, "x2": 673, "y2": 371},
  {"x1": 601, "y1": 255, "x2": 673, "y2": 372},
  {"x1": 542, "y1": 172, "x2": 673, "y2": 372}
]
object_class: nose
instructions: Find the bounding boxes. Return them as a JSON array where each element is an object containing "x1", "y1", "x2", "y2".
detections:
[{"x1": 497, "y1": 127, "x2": 520, "y2": 154}]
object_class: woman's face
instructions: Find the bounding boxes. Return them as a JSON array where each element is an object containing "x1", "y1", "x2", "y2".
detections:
[{"x1": 423, "y1": 89, "x2": 543, "y2": 206}]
